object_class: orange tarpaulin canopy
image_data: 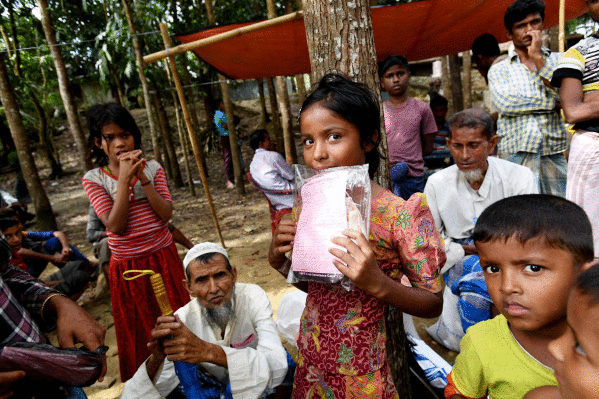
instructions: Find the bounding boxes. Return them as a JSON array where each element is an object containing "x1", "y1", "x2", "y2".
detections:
[{"x1": 175, "y1": 0, "x2": 587, "y2": 80}]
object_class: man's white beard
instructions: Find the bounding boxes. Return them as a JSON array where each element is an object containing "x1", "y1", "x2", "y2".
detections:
[
  {"x1": 205, "y1": 287, "x2": 235, "y2": 329},
  {"x1": 462, "y1": 168, "x2": 485, "y2": 186}
]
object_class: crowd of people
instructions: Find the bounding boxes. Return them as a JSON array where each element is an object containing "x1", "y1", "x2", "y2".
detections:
[{"x1": 1, "y1": 0, "x2": 599, "y2": 398}]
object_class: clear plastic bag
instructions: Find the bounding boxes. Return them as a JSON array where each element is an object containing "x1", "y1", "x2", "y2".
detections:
[{"x1": 288, "y1": 164, "x2": 371, "y2": 290}]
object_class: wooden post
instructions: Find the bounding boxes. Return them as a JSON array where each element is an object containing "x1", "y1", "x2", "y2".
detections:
[
  {"x1": 159, "y1": 23, "x2": 225, "y2": 247},
  {"x1": 559, "y1": 0, "x2": 565, "y2": 52},
  {"x1": 257, "y1": 79, "x2": 269, "y2": 129}
]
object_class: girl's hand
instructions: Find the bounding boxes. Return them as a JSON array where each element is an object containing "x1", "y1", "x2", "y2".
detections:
[
  {"x1": 330, "y1": 229, "x2": 385, "y2": 294},
  {"x1": 268, "y1": 219, "x2": 296, "y2": 270},
  {"x1": 118, "y1": 150, "x2": 143, "y2": 183}
]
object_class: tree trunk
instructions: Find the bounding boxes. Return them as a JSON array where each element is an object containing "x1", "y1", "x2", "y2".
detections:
[
  {"x1": 295, "y1": 74, "x2": 307, "y2": 104},
  {"x1": 180, "y1": 55, "x2": 208, "y2": 174},
  {"x1": 151, "y1": 91, "x2": 173, "y2": 179},
  {"x1": 0, "y1": 54, "x2": 57, "y2": 230},
  {"x1": 303, "y1": 0, "x2": 404, "y2": 396},
  {"x1": 37, "y1": 0, "x2": 92, "y2": 171},
  {"x1": 448, "y1": 53, "x2": 464, "y2": 113},
  {"x1": 462, "y1": 51, "x2": 472, "y2": 109},
  {"x1": 121, "y1": 0, "x2": 164, "y2": 167},
  {"x1": 154, "y1": 90, "x2": 184, "y2": 187},
  {"x1": 175, "y1": 101, "x2": 196, "y2": 196},
  {"x1": 205, "y1": 0, "x2": 245, "y2": 194},
  {"x1": 267, "y1": 0, "x2": 297, "y2": 165},
  {"x1": 31, "y1": 91, "x2": 63, "y2": 179},
  {"x1": 257, "y1": 79, "x2": 269, "y2": 129},
  {"x1": 110, "y1": 66, "x2": 126, "y2": 108},
  {"x1": 266, "y1": 77, "x2": 284, "y2": 154}
]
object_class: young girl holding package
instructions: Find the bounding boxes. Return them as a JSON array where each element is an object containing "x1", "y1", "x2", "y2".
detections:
[
  {"x1": 268, "y1": 74, "x2": 446, "y2": 397},
  {"x1": 83, "y1": 103, "x2": 189, "y2": 381}
]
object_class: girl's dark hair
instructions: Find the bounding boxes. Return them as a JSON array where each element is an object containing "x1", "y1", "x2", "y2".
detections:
[
  {"x1": 473, "y1": 194, "x2": 594, "y2": 267},
  {"x1": 577, "y1": 263, "x2": 599, "y2": 306},
  {"x1": 299, "y1": 73, "x2": 381, "y2": 178},
  {"x1": 504, "y1": 0, "x2": 545, "y2": 32},
  {"x1": 86, "y1": 103, "x2": 142, "y2": 166}
]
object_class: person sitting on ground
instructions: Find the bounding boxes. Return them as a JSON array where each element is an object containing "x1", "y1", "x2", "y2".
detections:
[
  {"x1": 214, "y1": 99, "x2": 235, "y2": 189},
  {"x1": 248, "y1": 129, "x2": 295, "y2": 221},
  {"x1": 425, "y1": 109, "x2": 537, "y2": 350},
  {"x1": 0, "y1": 236, "x2": 106, "y2": 399},
  {"x1": 86, "y1": 205, "x2": 193, "y2": 290},
  {"x1": 379, "y1": 55, "x2": 437, "y2": 200},
  {"x1": 445, "y1": 194, "x2": 594, "y2": 399},
  {"x1": 0, "y1": 207, "x2": 96, "y2": 278},
  {"x1": 0, "y1": 218, "x2": 93, "y2": 299},
  {"x1": 121, "y1": 242, "x2": 289, "y2": 399},
  {"x1": 524, "y1": 261, "x2": 599, "y2": 399}
]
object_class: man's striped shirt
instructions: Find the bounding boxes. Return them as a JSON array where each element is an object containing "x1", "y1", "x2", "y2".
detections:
[{"x1": 488, "y1": 46, "x2": 567, "y2": 156}]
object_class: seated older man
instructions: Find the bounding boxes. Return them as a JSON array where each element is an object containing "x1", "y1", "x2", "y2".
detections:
[
  {"x1": 122, "y1": 243, "x2": 289, "y2": 398},
  {"x1": 424, "y1": 109, "x2": 538, "y2": 350}
]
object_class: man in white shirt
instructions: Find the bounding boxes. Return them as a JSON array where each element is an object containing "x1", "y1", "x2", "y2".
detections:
[
  {"x1": 249, "y1": 130, "x2": 295, "y2": 210},
  {"x1": 424, "y1": 109, "x2": 537, "y2": 349},
  {"x1": 121, "y1": 242, "x2": 289, "y2": 398}
]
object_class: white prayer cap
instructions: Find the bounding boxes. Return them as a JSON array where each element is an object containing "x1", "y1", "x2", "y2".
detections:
[{"x1": 183, "y1": 242, "x2": 229, "y2": 272}]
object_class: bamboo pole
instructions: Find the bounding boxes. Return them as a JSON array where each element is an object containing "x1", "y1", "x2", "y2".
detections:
[
  {"x1": 159, "y1": 22, "x2": 225, "y2": 247},
  {"x1": 558, "y1": 0, "x2": 565, "y2": 52},
  {"x1": 145, "y1": 11, "x2": 303, "y2": 64}
]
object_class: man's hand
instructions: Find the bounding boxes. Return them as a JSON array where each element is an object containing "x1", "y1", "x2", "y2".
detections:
[
  {"x1": 0, "y1": 371, "x2": 26, "y2": 399},
  {"x1": 527, "y1": 30, "x2": 544, "y2": 61},
  {"x1": 162, "y1": 316, "x2": 227, "y2": 368},
  {"x1": 48, "y1": 295, "x2": 107, "y2": 381}
]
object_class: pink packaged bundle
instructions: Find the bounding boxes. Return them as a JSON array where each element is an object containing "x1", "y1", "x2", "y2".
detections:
[{"x1": 289, "y1": 164, "x2": 370, "y2": 290}]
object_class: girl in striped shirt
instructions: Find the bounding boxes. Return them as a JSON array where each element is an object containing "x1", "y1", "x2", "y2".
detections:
[{"x1": 83, "y1": 103, "x2": 189, "y2": 381}]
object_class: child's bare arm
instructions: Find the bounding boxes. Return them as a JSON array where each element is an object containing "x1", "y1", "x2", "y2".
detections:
[
  {"x1": 136, "y1": 162, "x2": 172, "y2": 222},
  {"x1": 18, "y1": 247, "x2": 69, "y2": 264},
  {"x1": 52, "y1": 231, "x2": 73, "y2": 256},
  {"x1": 421, "y1": 133, "x2": 436, "y2": 156},
  {"x1": 330, "y1": 229, "x2": 442, "y2": 318}
]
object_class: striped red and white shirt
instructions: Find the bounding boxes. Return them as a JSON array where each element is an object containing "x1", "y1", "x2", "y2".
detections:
[{"x1": 82, "y1": 160, "x2": 173, "y2": 260}]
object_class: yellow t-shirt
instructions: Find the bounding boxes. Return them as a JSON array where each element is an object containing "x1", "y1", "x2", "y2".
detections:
[{"x1": 447, "y1": 315, "x2": 558, "y2": 399}]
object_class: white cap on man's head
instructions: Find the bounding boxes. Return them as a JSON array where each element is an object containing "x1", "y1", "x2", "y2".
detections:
[{"x1": 183, "y1": 242, "x2": 229, "y2": 272}]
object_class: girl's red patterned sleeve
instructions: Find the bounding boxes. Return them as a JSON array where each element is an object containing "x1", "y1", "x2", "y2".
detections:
[
  {"x1": 82, "y1": 178, "x2": 113, "y2": 218},
  {"x1": 395, "y1": 193, "x2": 445, "y2": 293},
  {"x1": 152, "y1": 166, "x2": 172, "y2": 202}
]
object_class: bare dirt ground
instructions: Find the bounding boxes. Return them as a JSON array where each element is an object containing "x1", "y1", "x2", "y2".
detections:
[{"x1": 2, "y1": 89, "x2": 461, "y2": 398}]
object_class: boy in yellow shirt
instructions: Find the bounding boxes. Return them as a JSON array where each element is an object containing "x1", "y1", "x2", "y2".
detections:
[{"x1": 445, "y1": 194, "x2": 594, "y2": 399}]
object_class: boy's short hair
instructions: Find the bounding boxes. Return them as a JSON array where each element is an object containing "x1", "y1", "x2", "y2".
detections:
[
  {"x1": 0, "y1": 217, "x2": 19, "y2": 232},
  {"x1": 577, "y1": 263, "x2": 599, "y2": 306},
  {"x1": 472, "y1": 33, "x2": 501, "y2": 58},
  {"x1": 0, "y1": 207, "x2": 18, "y2": 220},
  {"x1": 448, "y1": 108, "x2": 495, "y2": 140},
  {"x1": 504, "y1": 0, "x2": 545, "y2": 32},
  {"x1": 430, "y1": 95, "x2": 448, "y2": 109},
  {"x1": 473, "y1": 194, "x2": 594, "y2": 267},
  {"x1": 249, "y1": 129, "x2": 268, "y2": 150},
  {"x1": 378, "y1": 55, "x2": 410, "y2": 78}
]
